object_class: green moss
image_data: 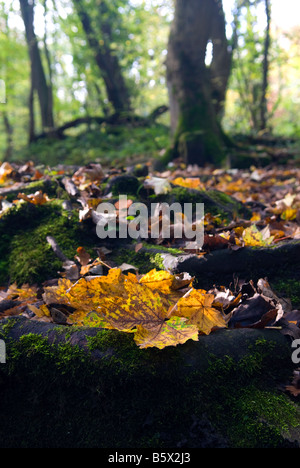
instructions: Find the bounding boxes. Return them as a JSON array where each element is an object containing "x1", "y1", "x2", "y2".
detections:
[
  {"x1": 141, "y1": 243, "x2": 182, "y2": 255},
  {"x1": 150, "y1": 253, "x2": 165, "y2": 270},
  {"x1": 159, "y1": 186, "x2": 250, "y2": 220},
  {"x1": 109, "y1": 245, "x2": 182, "y2": 273},
  {"x1": 0, "y1": 200, "x2": 99, "y2": 285},
  {"x1": 4, "y1": 178, "x2": 60, "y2": 202},
  {"x1": 109, "y1": 247, "x2": 154, "y2": 274},
  {"x1": 217, "y1": 385, "x2": 299, "y2": 448},
  {"x1": 0, "y1": 320, "x2": 298, "y2": 448},
  {"x1": 86, "y1": 329, "x2": 157, "y2": 377},
  {"x1": 199, "y1": 338, "x2": 299, "y2": 448},
  {"x1": 174, "y1": 96, "x2": 227, "y2": 166},
  {"x1": 272, "y1": 278, "x2": 300, "y2": 309},
  {"x1": 110, "y1": 175, "x2": 141, "y2": 196}
]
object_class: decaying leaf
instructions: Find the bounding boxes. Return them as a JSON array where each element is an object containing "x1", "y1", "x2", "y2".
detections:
[
  {"x1": 18, "y1": 190, "x2": 50, "y2": 205},
  {"x1": 135, "y1": 316, "x2": 199, "y2": 349},
  {"x1": 144, "y1": 176, "x2": 171, "y2": 195},
  {"x1": 176, "y1": 289, "x2": 227, "y2": 334},
  {"x1": 41, "y1": 268, "x2": 226, "y2": 349},
  {"x1": 242, "y1": 224, "x2": 274, "y2": 247},
  {"x1": 172, "y1": 177, "x2": 205, "y2": 191},
  {"x1": 75, "y1": 246, "x2": 91, "y2": 266},
  {"x1": 72, "y1": 163, "x2": 104, "y2": 189},
  {"x1": 286, "y1": 369, "x2": 300, "y2": 397},
  {"x1": 139, "y1": 269, "x2": 178, "y2": 294},
  {"x1": 0, "y1": 162, "x2": 14, "y2": 185}
]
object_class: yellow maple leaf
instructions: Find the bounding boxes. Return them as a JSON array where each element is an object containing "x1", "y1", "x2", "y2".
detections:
[
  {"x1": 41, "y1": 268, "x2": 225, "y2": 349},
  {"x1": 28, "y1": 304, "x2": 51, "y2": 318},
  {"x1": 175, "y1": 289, "x2": 226, "y2": 334}
]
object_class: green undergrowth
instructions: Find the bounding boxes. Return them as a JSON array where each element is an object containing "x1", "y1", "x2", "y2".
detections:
[
  {"x1": 0, "y1": 320, "x2": 299, "y2": 448},
  {"x1": 11, "y1": 123, "x2": 170, "y2": 168}
]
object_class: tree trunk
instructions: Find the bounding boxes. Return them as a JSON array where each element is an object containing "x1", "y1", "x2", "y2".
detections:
[
  {"x1": 19, "y1": 0, "x2": 55, "y2": 134},
  {"x1": 260, "y1": 0, "x2": 271, "y2": 132},
  {"x1": 166, "y1": 0, "x2": 231, "y2": 166},
  {"x1": 2, "y1": 112, "x2": 13, "y2": 160},
  {"x1": 210, "y1": 0, "x2": 233, "y2": 118},
  {"x1": 28, "y1": 73, "x2": 35, "y2": 143},
  {"x1": 42, "y1": 0, "x2": 55, "y2": 131},
  {"x1": 74, "y1": 0, "x2": 131, "y2": 114}
]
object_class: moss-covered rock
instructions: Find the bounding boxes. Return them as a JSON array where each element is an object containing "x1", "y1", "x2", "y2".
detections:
[
  {"x1": 0, "y1": 199, "x2": 99, "y2": 285},
  {"x1": 105, "y1": 175, "x2": 141, "y2": 196},
  {"x1": 0, "y1": 316, "x2": 299, "y2": 448},
  {"x1": 150, "y1": 186, "x2": 251, "y2": 221}
]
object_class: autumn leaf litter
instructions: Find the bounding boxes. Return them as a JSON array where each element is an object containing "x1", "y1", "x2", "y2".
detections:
[{"x1": 0, "y1": 159, "x2": 300, "y2": 353}]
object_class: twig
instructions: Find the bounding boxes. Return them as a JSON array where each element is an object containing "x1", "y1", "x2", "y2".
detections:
[{"x1": 46, "y1": 235, "x2": 68, "y2": 262}]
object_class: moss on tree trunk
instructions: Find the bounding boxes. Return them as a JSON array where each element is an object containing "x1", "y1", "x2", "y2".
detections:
[{"x1": 166, "y1": 0, "x2": 231, "y2": 166}]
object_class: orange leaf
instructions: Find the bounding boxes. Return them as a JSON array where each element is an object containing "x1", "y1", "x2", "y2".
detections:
[{"x1": 18, "y1": 190, "x2": 50, "y2": 205}]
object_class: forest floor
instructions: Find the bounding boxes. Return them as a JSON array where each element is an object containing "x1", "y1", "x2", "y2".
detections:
[{"x1": 0, "y1": 132, "x2": 300, "y2": 448}]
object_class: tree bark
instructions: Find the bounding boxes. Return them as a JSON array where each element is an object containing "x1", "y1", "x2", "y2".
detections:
[
  {"x1": 209, "y1": 0, "x2": 233, "y2": 118},
  {"x1": 2, "y1": 112, "x2": 13, "y2": 160},
  {"x1": 74, "y1": 0, "x2": 131, "y2": 114},
  {"x1": 166, "y1": 0, "x2": 232, "y2": 166},
  {"x1": 28, "y1": 74, "x2": 35, "y2": 143},
  {"x1": 19, "y1": 0, "x2": 55, "y2": 134},
  {"x1": 260, "y1": 0, "x2": 271, "y2": 132}
]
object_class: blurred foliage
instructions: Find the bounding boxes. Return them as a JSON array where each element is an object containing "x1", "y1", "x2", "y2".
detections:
[
  {"x1": 11, "y1": 121, "x2": 170, "y2": 167},
  {"x1": 0, "y1": 0, "x2": 299, "y2": 164}
]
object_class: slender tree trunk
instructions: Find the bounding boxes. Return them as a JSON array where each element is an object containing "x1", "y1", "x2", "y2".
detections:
[
  {"x1": 29, "y1": 77, "x2": 35, "y2": 143},
  {"x1": 42, "y1": 0, "x2": 55, "y2": 130},
  {"x1": 2, "y1": 112, "x2": 13, "y2": 160},
  {"x1": 209, "y1": 0, "x2": 233, "y2": 118},
  {"x1": 166, "y1": 0, "x2": 231, "y2": 166},
  {"x1": 260, "y1": 0, "x2": 271, "y2": 131},
  {"x1": 19, "y1": 0, "x2": 55, "y2": 135},
  {"x1": 73, "y1": 0, "x2": 131, "y2": 114}
]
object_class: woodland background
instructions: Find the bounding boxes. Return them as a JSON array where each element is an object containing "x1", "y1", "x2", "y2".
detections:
[{"x1": 1, "y1": 0, "x2": 300, "y2": 166}]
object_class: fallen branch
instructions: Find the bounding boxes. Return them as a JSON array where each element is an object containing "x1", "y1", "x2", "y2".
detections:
[{"x1": 31, "y1": 106, "x2": 169, "y2": 141}]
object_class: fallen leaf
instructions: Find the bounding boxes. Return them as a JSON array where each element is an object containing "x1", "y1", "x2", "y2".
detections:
[
  {"x1": 134, "y1": 316, "x2": 199, "y2": 349},
  {"x1": 144, "y1": 176, "x2": 171, "y2": 195},
  {"x1": 176, "y1": 289, "x2": 227, "y2": 334},
  {"x1": 139, "y1": 269, "x2": 176, "y2": 294},
  {"x1": 286, "y1": 369, "x2": 300, "y2": 397},
  {"x1": 242, "y1": 225, "x2": 274, "y2": 246},
  {"x1": 18, "y1": 190, "x2": 50, "y2": 205},
  {"x1": 172, "y1": 177, "x2": 205, "y2": 191},
  {"x1": 72, "y1": 163, "x2": 104, "y2": 189},
  {"x1": 0, "y1": 162, "x2": 14, "y2": 184},
  {"x1": 75, "y1": 246, "x2": 91, "y2": 266},
  {"x1": 41, "y1": 268, "x2": 225, "y2": 348}
]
